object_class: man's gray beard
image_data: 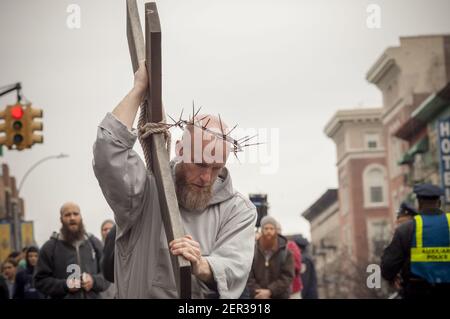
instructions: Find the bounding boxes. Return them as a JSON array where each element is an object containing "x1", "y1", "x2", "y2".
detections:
[
  {"x1": 174, "y1": 163, "x2": 214, "y2": 211},
  {"x1": 176, "y1": 183, "x2": 213, "y2": 212}
]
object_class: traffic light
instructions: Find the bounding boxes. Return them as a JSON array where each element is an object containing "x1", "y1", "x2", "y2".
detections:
[
  {"x1": 11, "y1": 105, "x2": 26, "y2": 147},
  {"x1": 0, "y1": 104, "x2": 27, "y2": 149},
  {"x1": 0, "y1": 103, "x2": 43, "y2": 150},
  {"x1": 0, "y1": 108, "x2": 7, "y2": 145},
  {"x1": 25, "y1": 104, "x2": 43, "y2": 147}
]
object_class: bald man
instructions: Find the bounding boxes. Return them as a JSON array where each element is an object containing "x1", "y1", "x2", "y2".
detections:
[
  {"x1": 93, "y1": 62, "x2": 257, "y2": 298},
  {"x1": 34, "y1": 202, "x2": 108, "y2": 299}
]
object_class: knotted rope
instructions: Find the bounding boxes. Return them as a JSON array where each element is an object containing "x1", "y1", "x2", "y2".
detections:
[{"x1": 137, "y1": 105, "x2": 171, "y2": 168}]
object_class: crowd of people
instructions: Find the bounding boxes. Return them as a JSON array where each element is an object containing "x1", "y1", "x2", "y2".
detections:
[
  {"x1": 0, "y1": 205, "x2": 316, "y2": 299},
  {"x1": 3, "y1": 181, "x2": 449, "y2": 300},
  {"x1": 0, "y1": 202, "x2": 316, "y2": 300},
  {"x1": 0, "y1": 203, "x2": 115, "y2": 299}
]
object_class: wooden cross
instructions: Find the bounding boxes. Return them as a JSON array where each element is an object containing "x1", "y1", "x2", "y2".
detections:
[{"x1": 126, "y1": 0, "x2": 191, "y2": 299}]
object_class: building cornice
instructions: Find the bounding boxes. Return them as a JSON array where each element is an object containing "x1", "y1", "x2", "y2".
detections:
[
  {"x1": 366, "y1": 53, "x2": 396, "y2": 84},
  {"x1": 302, "y1": 189, "x2": 338, "y2": 222},
  {"x1": 324, "y1": 108, "x2": 383, "y2": 138}
]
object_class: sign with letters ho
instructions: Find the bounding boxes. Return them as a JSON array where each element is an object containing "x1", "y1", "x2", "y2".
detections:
[{"x1": 438, "y1": 118, "x2": 450, "y2": 204}]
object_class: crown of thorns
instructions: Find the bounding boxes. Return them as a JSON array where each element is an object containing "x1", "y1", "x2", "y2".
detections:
[{"x1": 162, "y1": 102, "x2": 262, "y2": 159}]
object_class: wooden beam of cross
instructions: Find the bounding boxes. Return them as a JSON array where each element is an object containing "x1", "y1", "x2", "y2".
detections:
[{"x1": 126, "y1": 0, "x2": 191, "y2": 299}]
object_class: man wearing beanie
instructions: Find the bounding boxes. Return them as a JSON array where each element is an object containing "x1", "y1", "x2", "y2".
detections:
[{"x1": 247, "y1": 216, "x2": 294, "y2": 299}]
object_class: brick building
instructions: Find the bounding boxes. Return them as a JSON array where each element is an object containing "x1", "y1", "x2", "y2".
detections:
[
  {"x1": 324, "y1": 108, "x2": 391, "y2": 263},
  {"x1": 366, "y1": 34, "x2": 450, "y2": 220},
  {"x1": 0, "y1": 163, "x2": 29, "y2": 262},
  {"x1": 303, "y1": 34, "x2": 450, "y2": 298}
]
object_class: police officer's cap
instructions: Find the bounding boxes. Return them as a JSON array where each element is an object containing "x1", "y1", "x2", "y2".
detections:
[
  {"x1": 413, "y1": 183, "x2": 444, "y2": 199},
  {"x1": 397, "y1": 201, "x2": 417, "y2": 217}
]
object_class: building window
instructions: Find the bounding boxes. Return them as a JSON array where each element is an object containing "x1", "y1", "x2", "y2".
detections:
[
  {"x1": 363, "y1": 165, "x2": 387, "y2": 208},
  {"x1": 365, "y1": 133, "x2": 379, "y2": 150},
  {"x1": 370, "y1": 186, "x2": 383, "y2": 203}
]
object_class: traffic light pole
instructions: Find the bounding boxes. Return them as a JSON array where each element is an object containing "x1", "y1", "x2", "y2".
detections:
[{"x1": 0, "y1": 82, "x2": 22, "y2": 102}]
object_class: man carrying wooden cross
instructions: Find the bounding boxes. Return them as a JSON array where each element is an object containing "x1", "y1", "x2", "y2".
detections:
[{"x1": 92, "y1": 57, "x2": 257, "y2": 298}]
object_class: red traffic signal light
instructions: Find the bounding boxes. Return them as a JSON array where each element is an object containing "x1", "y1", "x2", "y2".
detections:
[{"x1": 11, "y1": 105, "x2": 24, "y2": 119}]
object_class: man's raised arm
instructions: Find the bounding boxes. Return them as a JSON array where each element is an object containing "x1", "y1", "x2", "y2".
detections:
[
  {"x1": 112, "y1": 61, "x2": 148, "y2": 129},
  {"x1": 92, "y1": 62, "x2": 152, "y2": 231}
]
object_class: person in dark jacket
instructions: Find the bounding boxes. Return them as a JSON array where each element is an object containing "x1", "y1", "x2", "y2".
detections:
[
  {"x1": 100, "y1": 220, "x2": 115, "y2": 299},
  {"x1": 381, "y1": 184, "x2": 450, "y2": 299},
  {"x1": 388, "y1": 201, "x2": 419, "y2": 299},
  {"x1": 0, "y1": 274, "x2": 9, "y2": 300},
  {"x1": 102, "y1": 224, "x2": 116, "y2": 284},
  {"x1": 395, "y1": 201, "x2": 418, "y2": 227},
  {"x1": 101, "y1": 219, "x2": 115, "y2": 243},
  {"x1": 293, "y1": 234, "x2": 318, "y2": 299},
  {"x1": 247, "y1": 216, "x2": 294, "y2": 299},
  {"x1": 34, "y1": 202, "x2": 109, "y2": 299},
  {"x1": 1, "y1": 258, "x2": 18, "y2": 300},
  {"x1": 13, "y1": 246, "x2": 44, "y2": 299},
  {"x1": 1, "y1": 258, "x2": 17, "y2": 299}
]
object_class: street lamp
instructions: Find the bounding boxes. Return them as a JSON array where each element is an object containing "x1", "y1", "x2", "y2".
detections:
[
  {"x1": 11, "y1": 153, "x2": 69, "y2": 250},
  {"x1": 18, "y1": 153, "x2": 69, "y2": 194}
]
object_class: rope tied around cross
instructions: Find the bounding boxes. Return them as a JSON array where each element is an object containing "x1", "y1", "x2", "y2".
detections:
[{"x1": 138, "y1": 118, "x2": 172, "y2": 158}]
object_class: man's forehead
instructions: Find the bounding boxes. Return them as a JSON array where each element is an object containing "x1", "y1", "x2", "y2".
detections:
[
  {"x1": 179, "y1": 113, "x2": 232, "y2": 162},
  {"x1": 61, "y1": 203, "x2": 80, "y2": 214},
  {"x1": 182, "y1": 131, "x2": 231, "y2": 163}
]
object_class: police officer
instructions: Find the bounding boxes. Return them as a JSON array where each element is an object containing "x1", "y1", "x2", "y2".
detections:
[
  {"x1": 396, "y1": 201, "x2": 418, "y2": 227},
  {"x1": 381, "y1": 184, "x2": 450, "y2": 299}
]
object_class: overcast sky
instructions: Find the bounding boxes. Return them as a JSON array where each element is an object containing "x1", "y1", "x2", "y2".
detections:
[{"x1": 1, "y1": 0, "x2": 450, "y2": 246}]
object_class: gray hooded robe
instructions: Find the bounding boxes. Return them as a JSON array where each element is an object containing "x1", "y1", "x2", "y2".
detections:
[{"x1": 93, "y1": 113, "x2": 257, "y2": 298}]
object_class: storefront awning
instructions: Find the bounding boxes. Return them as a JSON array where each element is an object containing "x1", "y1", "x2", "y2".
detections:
[{"x1": 397, "y1": 138, "x2": 429, "y2": 165}]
